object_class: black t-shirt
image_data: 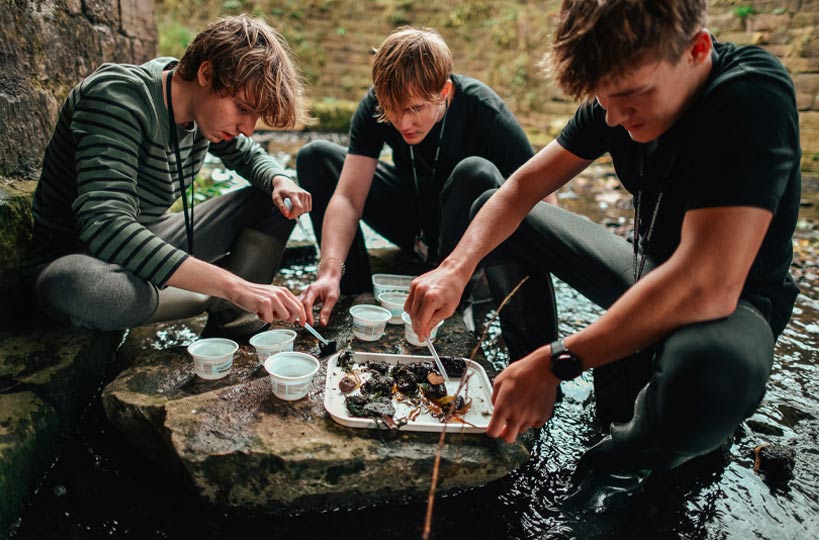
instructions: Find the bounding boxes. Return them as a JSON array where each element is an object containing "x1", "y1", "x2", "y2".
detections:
[
  {"x1": 557, "y1": 40, "x2": 801, "y2": 336},
  {"x1": 348, "y1": 73, "x2": 533, "y2": 182}
]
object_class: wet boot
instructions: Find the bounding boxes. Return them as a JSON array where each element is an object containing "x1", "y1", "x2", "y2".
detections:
[
  {"x1": 142, "y1": 287, "x2": 210, "y2": 324},
  {"x1": 203, "y1": 228, "x2": 287, "y2": 339},
  {"x1": 483, "y1": 261, "x2": 558, "y2": 362},
  {"x1": 562, "y1": 387, "x2": 656, "y2": 516}
]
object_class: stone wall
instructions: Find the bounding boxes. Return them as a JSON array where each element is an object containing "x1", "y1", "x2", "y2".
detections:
[
  {"x1": 0, "y1": 0, "x2": 157, "y2": 329},
  {"x1": 706, "y1": 0, "x2": 819, "y2": 175}
]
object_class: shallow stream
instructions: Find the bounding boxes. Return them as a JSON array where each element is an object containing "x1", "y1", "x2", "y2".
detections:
[{"x1": 9, "y1": 135, "x2": 819, "y2": 539}]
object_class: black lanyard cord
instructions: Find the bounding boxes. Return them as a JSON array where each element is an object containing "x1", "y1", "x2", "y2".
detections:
[
  {"x1": 409, "y1": 100, "x2": 449, "y2": 234},
  {"x1": 633, "y1": 146, "x2": 677, "y2": 283},
  {"x1": 165, "y1": 69, "x2": 195, "y2": 254}
]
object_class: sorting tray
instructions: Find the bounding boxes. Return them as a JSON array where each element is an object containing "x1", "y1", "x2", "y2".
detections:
[{"x1": 324, "y1": 351, "x2": 494, "y2": 433}]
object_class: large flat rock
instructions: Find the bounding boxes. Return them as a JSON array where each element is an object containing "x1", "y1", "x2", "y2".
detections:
[{"x1": 103, "y1": 294, "x2": 531, "y2": 512}]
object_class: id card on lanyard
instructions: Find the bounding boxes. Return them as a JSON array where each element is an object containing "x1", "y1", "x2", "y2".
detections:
[{"x1": 414, "y1": 231, "x2": 430, "y2": 261}]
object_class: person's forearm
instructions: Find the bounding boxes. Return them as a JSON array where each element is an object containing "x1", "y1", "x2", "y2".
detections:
[
  {"x1": 165, "y1": 257, "x2": 245, "y2": 301},
  {"x1": 317, "y1": 194, "x2": 362, "y2": 278}
]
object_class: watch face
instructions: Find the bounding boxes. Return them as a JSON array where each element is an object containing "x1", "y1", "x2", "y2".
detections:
[{"x1": 552, "y1": 351, "x2": 582, "y2": 380}]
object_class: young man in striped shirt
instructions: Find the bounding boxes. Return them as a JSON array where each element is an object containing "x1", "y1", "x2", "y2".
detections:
[{"x1": 26, "y1": 15, "x2": 311, "y2": 334}]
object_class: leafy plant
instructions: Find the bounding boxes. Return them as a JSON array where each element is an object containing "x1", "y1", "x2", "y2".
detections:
[{"x1": 733, "y1": 5, "x2": 755, "y2": 21}]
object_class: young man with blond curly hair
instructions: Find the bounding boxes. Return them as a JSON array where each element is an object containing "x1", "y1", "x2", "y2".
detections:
[
  {"x1": 407, "y1": 0, "x2": 800, "y2": 509},
  {"x1": 27, "y1": 15, "x2": 312, "y2": 335}
]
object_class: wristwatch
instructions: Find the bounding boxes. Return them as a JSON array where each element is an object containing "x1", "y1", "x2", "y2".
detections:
[{"x1": 549, "y1": 340, "x2": 583, "y2": 380}]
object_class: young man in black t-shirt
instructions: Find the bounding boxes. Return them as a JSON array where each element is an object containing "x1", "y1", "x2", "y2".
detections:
[
  {"x1": 296, "y1": 26, "x2": 545, "y2": 326},
  {"x1": 406, "y1": 0, "x2": 800, "y2": 509}
]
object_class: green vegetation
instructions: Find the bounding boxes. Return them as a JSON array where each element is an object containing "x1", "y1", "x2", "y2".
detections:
[
  {"x1": 309, "y1": 98, "x2": 358, "y2": 133},
  {"x1": 733, "y1": 5, "x2": 755, "y2": 21}
]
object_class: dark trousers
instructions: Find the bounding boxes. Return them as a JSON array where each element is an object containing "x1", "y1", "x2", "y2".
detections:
[
  {"x1": 296, "y1": 140, "x2": 504, "y2": 293},
  {"x1": 33, "y1": 186, "x2": 294, "y2": 331},
  {"x1": 471, "y1": 190, "x2": 775, "y2": 473}
]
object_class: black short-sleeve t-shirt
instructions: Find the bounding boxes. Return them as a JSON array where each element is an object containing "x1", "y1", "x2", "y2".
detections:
[
  {"x1": 556, "y1": 40, "x2": 801, "y2": 335},
  {"x1": 347, "y1": 74, "x2": 533, "y2": 182}
]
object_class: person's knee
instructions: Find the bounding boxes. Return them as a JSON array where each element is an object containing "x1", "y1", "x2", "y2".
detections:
[
  {"x1": 228, "y1": 185, "x2": 271, "y2": 215},
  {"x1": 444, "y1": 157, "x2": 502, "y2": 201},
  {"x1": 35, "y1": 257, "x2": 154, "y2": 331},
  {"x1": 450, "y1": 156, "x2": 499, "y2": 185},
  {"x1": 654, "y1": 331, "x2": 770, "y2": 451},
  {"x1": 295, "y1": 140, "x2": 340, "y2": 192}
]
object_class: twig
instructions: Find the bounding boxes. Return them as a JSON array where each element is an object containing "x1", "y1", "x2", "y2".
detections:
[
  {"x1": 423, "y1": 275, "x2": 530, "y2": 539},
  {"x1": 421, "y1": 372, "x2": 472, "y2": 539},
  {"x1": 469, "y1": 275, "x2": 529, "y2": 360}
]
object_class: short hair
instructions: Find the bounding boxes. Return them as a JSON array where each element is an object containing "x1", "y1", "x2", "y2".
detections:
[
  {"x1": 176, "y1": 14, "x2": 307, "y2": 128},
  {"x1": 371, "y1": 27, "x2": 452, "y2": 123},
  {"x1": 550, "y1": 0, "x2": 708, "y2": 100}
]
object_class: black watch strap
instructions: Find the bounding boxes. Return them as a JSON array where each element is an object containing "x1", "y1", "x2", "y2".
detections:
[{"x1": 549, "y1": 339, "x2": 583, "y2": 380}]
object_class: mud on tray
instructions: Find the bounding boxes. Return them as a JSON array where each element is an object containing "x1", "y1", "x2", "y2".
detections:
[{"x1": 323, "y1": 351, "x2": 494, "y2": 433}]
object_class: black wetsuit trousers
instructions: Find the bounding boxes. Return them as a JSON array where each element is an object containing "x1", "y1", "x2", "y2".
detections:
[
  {"x1": 296, "y1": 140, "x2": 505, "y2": 293},
  {"x1": 470, "y1": 188, "x2": 775, "y2": 473}
]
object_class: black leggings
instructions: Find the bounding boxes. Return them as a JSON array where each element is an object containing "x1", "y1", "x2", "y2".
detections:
[
  {"x1": 296, "y1": 140, "x2": 505, "y2": 293},
  {"x1": 472, "y1": 190, "x2": 775, "y2": 472}
]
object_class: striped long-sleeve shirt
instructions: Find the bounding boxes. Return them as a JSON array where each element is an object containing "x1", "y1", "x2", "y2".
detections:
[{"x1": 26, "y1": 57, "x2": 285, "y2": 287}]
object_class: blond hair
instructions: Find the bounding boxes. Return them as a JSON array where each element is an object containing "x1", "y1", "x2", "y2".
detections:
[
  {"x1": 550, "y1": 0, "x2": 707, "y2": 100},
  {"x1": 371, "y1": 27, "x2": 452, "y2": 122},
  {"x1": 176, "y1": 14, "x2": 307, "y2": 128}
]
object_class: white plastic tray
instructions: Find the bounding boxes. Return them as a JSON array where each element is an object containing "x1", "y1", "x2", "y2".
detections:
[{"x1": 324, "y1": 351, "x2": 494, "y2": 433}]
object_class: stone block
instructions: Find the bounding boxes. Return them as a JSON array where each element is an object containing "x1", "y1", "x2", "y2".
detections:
[
  {"x1": 82, "y1": 0, "x2": 119, "y2": 27},
  {"x1": 0, "y1": 327, "x2": 123, "y2": 426},
  {"x1": 707, "y1": 11, "x2": 740, "y2": 33},
  {"x1": 782, "y1": 56, "x2": 819, "y2": 74},
  {"x1": 0, "y1": 180, "x2": 37, "y2": 329},
  {"x1": 120, "y1": 0, "x2": 157, "y2": 43},
  {"x1": 794, "y1": 73, "x2": 819, "y2": 110},
  {"x1": 0, "y1": 392, "x2": 60, "y2": 536},
  {"x1": 0, "y1": 325, "x2": 122, "y2": 537},
  {"x1": 0, "y1": 180, "x2": 36, "y2": 272},
  {"x1": 791, "y1": 12, "x2": 819, "y2": 27},
  {"x1": 751, "y1": 14, "x2": 791, "y2": 33}
]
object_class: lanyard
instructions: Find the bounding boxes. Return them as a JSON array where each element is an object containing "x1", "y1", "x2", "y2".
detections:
[
  {"x1": 409, "y1": 101, "x2": 449, "y2": 232},
  {"x1": 165, "y1": 69, "x2": 195, "y2": 254},
  {"x1": 633, "y1": 146, "x2": 677, "y2": 282}
]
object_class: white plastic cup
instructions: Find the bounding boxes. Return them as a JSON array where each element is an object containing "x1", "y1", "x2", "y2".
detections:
[
  {"x1": 401, "y1": 311, "x2": 444, "y2": 347},
  {"x1": 371, "y1": 273, "x2": 413, "y2": 298},
  {"x1": 264, "y1": 351, "x2": 320, "y2": 401},
  {"x1": 377, "y1": 291, "x2": 409, "y2": 325},
  {"x1": 349, "y1": 304, "x2": 392, "y2": 341},
  {"x1": 187, "y1": 338, "x2": 238, "y2": 380},
  {"x1": 249, "y1": 329, "x2": 297, "y2": 362}
]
